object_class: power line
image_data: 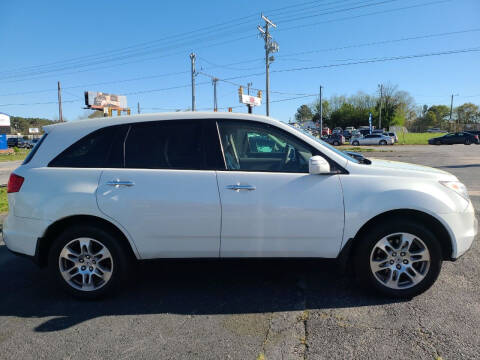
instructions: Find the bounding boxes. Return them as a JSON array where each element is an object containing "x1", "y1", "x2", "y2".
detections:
[{"x1": 0, "y1": 0, "x2": 441, "y2": 81}]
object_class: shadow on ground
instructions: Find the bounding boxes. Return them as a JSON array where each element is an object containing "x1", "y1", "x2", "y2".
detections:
[
  {"x1": 439, "y1": 164, "x2": 480, "y2": 169},
  {"x1": 0, "y1": 246, "x2": 405, "y2": 333}
]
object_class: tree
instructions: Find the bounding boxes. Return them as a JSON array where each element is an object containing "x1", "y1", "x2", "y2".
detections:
[
  {"x1": 294, "y1": 104, "x2": 313, "y2": 122},
  {"x1": 311, "y1": 99, "x2": 330, "y2": 124},
  {"x1": 455, "y1": 103, "x2": 479, "y2": 124}
]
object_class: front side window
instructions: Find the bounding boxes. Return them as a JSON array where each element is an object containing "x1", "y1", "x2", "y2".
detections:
[
  {"x1": 217, "y1": 120, "x2": 316, "y2": 173},
  {"x1": 124, "y1": 121, "x2": 203, "y2": 169}
]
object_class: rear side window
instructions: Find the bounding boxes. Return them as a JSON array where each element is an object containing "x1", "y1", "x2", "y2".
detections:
[
  {"x1": 49, "y1": 126, "x2": 123, "y2": 168},
  {"x1": 125, "y1": 121, "x2": 203, "y2": 169},
  {"x1": 23, "y1": 134, "x2": 48, "y2": 165}
]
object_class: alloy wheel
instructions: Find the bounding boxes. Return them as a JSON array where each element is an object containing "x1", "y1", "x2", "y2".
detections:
[
  {"x1": 58, "y1": 237, "x2": 114, "y2": 291},
  {"x1": 369, "y1": 232, "x2": 430, "y2": 290}
]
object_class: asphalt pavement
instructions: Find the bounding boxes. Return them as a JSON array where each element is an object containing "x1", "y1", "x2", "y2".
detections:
[{"x1": 0, "y1": 145, "x2": 478, "y2": 360}]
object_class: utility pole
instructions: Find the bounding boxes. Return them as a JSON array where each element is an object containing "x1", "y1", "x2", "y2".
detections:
[
  {"x1": 57, "y1": 81, "x2": 63, "y2": 122},
  {"x1": 378, "y1": 84, "x2": 383, "y2": 130},
  {"x1": 258, "y1": 14, "x2": 278, "y2": 117},
  {"x1": 449, "y1": 93, "x2": 459, "y2": 130},
  {"x1": 212, "y1": 77, "x2": 218, "y2": 112},
  {"x1": 319, "y1": 85, "x2": 323, "y2": 136},
  {"x1": 190, "y1": 52, "x2": 196, "y2": 111},
  {"x1": 137, "y1": 102, "x2": 141, "y2": 114},
  {"x1": 247, "y1": 82, "x2": 253, "y2": 114}
]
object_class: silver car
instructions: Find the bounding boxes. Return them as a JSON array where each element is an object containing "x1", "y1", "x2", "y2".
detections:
[{"x1": 351, "y1": 134, "x2": 394, "y2": 145}]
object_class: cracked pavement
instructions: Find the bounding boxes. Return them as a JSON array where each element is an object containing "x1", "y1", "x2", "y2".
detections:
[{"x1": 0, "y1": 144, "x2": 479, "y2": 359}]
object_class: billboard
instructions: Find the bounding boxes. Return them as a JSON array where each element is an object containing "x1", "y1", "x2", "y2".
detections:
[
  {"x1": 0, "y1": 112, "x2": 11, "y2": 135},
  {"x1": 29, "y1": 128, "x2": 40, "y2": 134},
  {"x1": 84, "y1": 92, "x2": 127, "y2": 110}
]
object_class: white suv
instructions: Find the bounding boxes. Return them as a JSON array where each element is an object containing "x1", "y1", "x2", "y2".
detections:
[{"x1": 4, "y1": 113, "x2": 477, "y2": 299}]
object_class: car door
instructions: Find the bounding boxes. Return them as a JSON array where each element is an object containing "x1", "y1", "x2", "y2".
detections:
[
  {"x1": 96, "y1": 120, "x2": 222, "y2": 259},
  {"x1": 454, "y1": 133, "x2": 465, "y2": 144},
  {"x1": 215, "y1": 120, "x2": 345, "y2": 258}
]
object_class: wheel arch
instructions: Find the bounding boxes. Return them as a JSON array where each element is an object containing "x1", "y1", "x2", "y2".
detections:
[
  {"x1": 37, "y1": 214, "x2": 139, "y2": 267},
  {"x1": 348, "y1": 209, "x2": 453, "y2": 261}
]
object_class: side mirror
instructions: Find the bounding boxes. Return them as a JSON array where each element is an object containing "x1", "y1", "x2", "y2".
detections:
[{"x1": 309, "y1": 156, "x2": 331, "y2": 174}]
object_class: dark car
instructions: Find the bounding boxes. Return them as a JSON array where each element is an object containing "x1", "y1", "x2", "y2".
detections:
[
  {"x1": 7, "y1": 138, "x2": 21, "y2": 147},
  {"x1": 342, "y1": 129, "x2": 352, "y2": 140},
  {"x1": 324, "y1": 133, "x2": 345, "y2": 146},
  {"x1": 428, "y1": 132, "x2": 479, "y2": 145}
]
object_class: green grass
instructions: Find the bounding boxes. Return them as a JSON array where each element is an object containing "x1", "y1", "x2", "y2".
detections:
[
  {"x1": 0, "y1": 187, "x2": 8, "y2": 214},
  {"x1": 339, "y1": 146, "x2": 377, "y2": 152},
  {"x1": 396, "y1": 132, "x2": 444, "y2": 145},
  {"x1": 0, "y1": 148, "x2": 29, "y2": 162}
]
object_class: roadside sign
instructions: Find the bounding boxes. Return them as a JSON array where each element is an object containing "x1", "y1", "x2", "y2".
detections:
[
  {"x1": 240, "y1": 94, "x2": 262, "y2": 106},
  {"x1": 29, "y1": 128, "x2": 40, "y2": 134}
]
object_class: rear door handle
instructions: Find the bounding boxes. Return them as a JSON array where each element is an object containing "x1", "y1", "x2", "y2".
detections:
[
  {"x1": 106, "y1": 180, "x2": 135, "y2": 187},
  {"x1": 226, "y1": 184, "x2": 256, "y2": 191}
]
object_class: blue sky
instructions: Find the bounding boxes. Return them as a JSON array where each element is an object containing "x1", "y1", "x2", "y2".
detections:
[{"x1": 0, "y1": 0, "x2": 479, "y2": 122}]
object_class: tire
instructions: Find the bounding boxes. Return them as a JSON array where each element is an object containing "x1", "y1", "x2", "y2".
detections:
[
  {"x1": 465, "y1": 139, "x2": 471, "y2": 145},
  {"x1": 379, "y1": 140, "x2": 387, "y2": 145},
  {"x1": 353, "y1": 219, "x2": 442, "y2": 298},
  {"x1": 435, "y1": 140, "x2": 442, "y2": 145},
  {"x1": 333, "y1": 141, "x2": 340, "y2": 146},
  {"x1": 352, "y1": 141, "x2": 360, "y2": 146},
  {"x1": 48, "y1": 224, "x2": 132, "y2": 299}
]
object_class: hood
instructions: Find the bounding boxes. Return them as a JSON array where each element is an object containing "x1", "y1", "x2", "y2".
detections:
[{"x1": 353, "y1": 158, "x2": 457, "y2": 180}]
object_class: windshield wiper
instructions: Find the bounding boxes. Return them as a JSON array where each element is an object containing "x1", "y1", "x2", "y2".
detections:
[{"x1": 343, "y1": 151, "x2": 371, "y2": 164}]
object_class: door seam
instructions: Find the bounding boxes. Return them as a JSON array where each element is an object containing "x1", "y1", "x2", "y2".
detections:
[{"x1": 214, "y1": 171, "x2": 223, "y2": 258}]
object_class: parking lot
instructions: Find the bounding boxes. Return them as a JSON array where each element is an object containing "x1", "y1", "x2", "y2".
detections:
[{"x1": 0, "y1": 145, "x2": 478, "y2": 360}]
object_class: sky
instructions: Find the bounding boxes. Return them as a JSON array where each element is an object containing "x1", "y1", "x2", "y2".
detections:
[{"x1": 0, "y1": 0, "x2": 479, "y2": 123}]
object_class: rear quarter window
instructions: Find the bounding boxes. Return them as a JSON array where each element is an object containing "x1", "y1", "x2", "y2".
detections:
[{"x1": 49, "y1": 125, "x2": 127, "y2": 168}]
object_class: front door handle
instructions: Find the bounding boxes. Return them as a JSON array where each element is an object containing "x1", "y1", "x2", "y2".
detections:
[
  {"x1": 106, "y1": 180, "x2": 135, "y2": 187},
  {"x1": 226, "y1": 184, "x2": 256, "y2": 191}
]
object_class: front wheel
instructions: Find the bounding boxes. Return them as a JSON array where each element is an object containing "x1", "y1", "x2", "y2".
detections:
[
  {"x1": 352, "y1": 140, "x2": 360, "y2": 146},
  {"x1": 379, "y1": 140, "x2": 387, "y2": 145},
  {"x1": 354, "y1": 219, "x2": 442, "y2": 298},
  {"x1": 465, "y1": 139, "x2": 471, "y2": 145},
  {"x1": 333, "y1": 141, "x2": 340, "y2": 146},
  {"x1": 48, "y1": 225, "x2": 131, "y2": 299}
]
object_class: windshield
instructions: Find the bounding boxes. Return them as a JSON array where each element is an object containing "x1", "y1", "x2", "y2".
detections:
[{"x1": 289, "y1": 126, "x2": 360, "y2": 164}]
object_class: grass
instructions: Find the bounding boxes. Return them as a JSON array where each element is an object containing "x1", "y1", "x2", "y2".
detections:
[
  {"x1": 396, "y1": 132, "x2": 444, "y2": 145},
  {"x1": 0, "y1": 187, "x2": 8, "y2": 214},
  {"x1": 339, "y1": 146, "x2": 377, "y2": 152},
  {"x1": 0, "y1": 148, "x2": 29, "y2": 162}
]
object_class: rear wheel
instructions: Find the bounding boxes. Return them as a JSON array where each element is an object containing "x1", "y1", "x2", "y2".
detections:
[
  {"x1": 352, "y1": 140, "x2": 360, "y2": 146},
  {"x1": 333, "y1": 141, "x2": 340, "y2": 146},
  {"x1": 48, "y1": 225, "x2": 131, "y2": 299},
  {"x1": 465, "y1": 139, "x2": 471, "y2": 145},
  {"x1": 379, "y1": 140, "x2": 387, "y2": 145},
  {"x1": 435, "y1": 140, "x2": 442, "y2": 145},
  {"x1": 354, "y1": 219, "x2": 442, "y2": 298}
]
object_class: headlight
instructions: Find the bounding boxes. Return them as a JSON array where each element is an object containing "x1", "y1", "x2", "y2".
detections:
[{"x1": 440, "y1": 181, "x2": 469, "y2": 200}]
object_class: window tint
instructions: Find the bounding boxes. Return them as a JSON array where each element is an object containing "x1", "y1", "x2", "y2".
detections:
[
  {"x1": 218, "y1": 120, "x2": 317, "y2": 173},
  {"x1": 49, "y1": 126, "x2": 121, "y2": 168},
  {"x1": 125, "y1": 121, "x2": 203, "y2": 169}
]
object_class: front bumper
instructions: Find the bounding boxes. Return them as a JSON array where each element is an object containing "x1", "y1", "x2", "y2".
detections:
[{"x1": 441, "y1": 200, "x2": 478, "y2": 259}]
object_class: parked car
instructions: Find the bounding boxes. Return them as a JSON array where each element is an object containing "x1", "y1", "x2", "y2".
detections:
[
  {"x1": 428, "y1": 132, "x2": 479, "y2": 145},
  {"x1": 333, "y1": 127, "x2": 343, "y2": 134},
  {"x1": 385, "y1": 132, "x2": 398, "y2": 143},
  {"x1": 325, "y1": 133, "x2": 345, "y2": 146},
  {"x1": 427, "y1": 128, "x2": 447, "y2": 133},
  {"x1": 342, "y1": 130, "x2": 352, "y2": 141},
  {"x1": 7, "y1": 137, "x2": 21, "y2": 147},
  {"x1": 351, "y1": 134, "x2": 394, "y2": 146},
  {"x1": 357, "y1": 128, "x2": 372, "y2": 136},
  {"x1": 4, "y1": 113, "x2": 476, "y2": 299}
]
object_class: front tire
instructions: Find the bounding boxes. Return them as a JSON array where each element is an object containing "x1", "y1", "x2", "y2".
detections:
[
  {"x1": 333, "y1": 141, "x2": 340, "y2": 146},
  {"x1": 354, "y1": 219, "x2": 442, "y2": 298},
  {"x1": 48, "y1": 225, "x2": 131, "y2": 299},
  {"x1": 352, "y1": 140, "x2": 360, "y2": 146},
  {"x1": 379, "y1": 140, "x2": 387, "y2": 145}
]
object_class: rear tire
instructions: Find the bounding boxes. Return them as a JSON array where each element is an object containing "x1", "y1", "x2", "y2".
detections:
[
  {"x1": 333, "y1": 141, "x2": 340, "y2": 146},
  {"x1": 379, "y1": 140, "x2": 387, "y2": 145},
  {"x1": 48, "y1": 224, "x2": 132, "y2": 299},
  {"x1": 465, "y1": 139, "x2": 471, "y2": 145},
  {"x1": 353, "y1": 219, "x2": 442, "y2": 298},
  {"x1": 352, "y1": 140, "x2": 360, "y2": 146}
]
